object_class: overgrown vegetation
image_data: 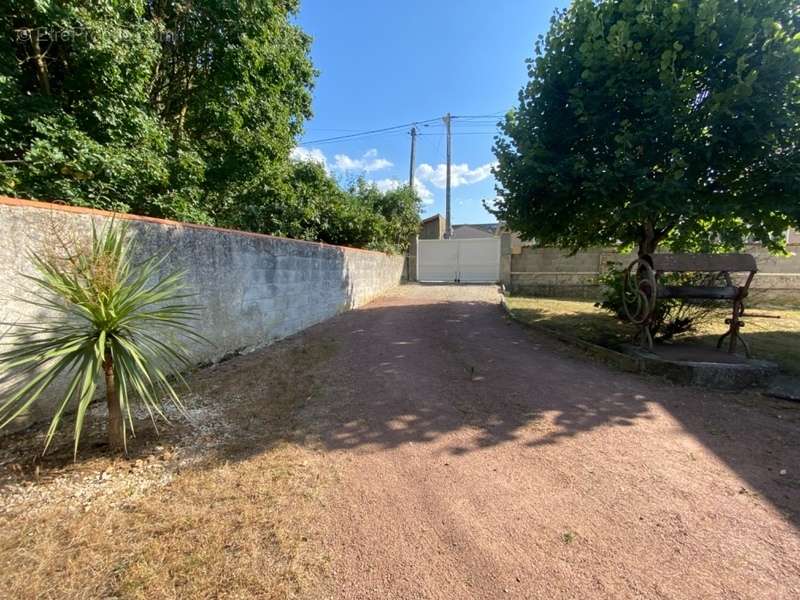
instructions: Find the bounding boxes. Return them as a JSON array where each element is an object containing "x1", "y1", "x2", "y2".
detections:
[
  {"x1": 0, "y1": 1, "x2": 419, "y2": 253},
  {"x1": 492, "y1": 0, "x2": 800, "y2": 256},
  {"x1": 0, "y1": 221, "x2": 203, "y2": 455}
]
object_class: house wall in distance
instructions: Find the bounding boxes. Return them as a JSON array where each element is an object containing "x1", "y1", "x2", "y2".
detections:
[{"x1": 420, "y1": 215, "x2": 445, "y2": 240}]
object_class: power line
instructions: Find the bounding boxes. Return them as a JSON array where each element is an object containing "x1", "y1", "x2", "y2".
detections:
[
  {"x1": 418, "y1": 131, "x2": 500, "y2": 136},
  {"x1": 452, "y1": 121, "x2": 502, "y2": 126},
  {"x1": 304, "y1": 128, "x2": 372, "y2": 133},
  {"x1": 301, "y1": 129, "x2": 416, "y2": 145},
  {"x1": 301, "y1": 117, "x2": 441, "y2": 145},
  {"x1": 298, "y1": 112, "x2": 507, "y2": 145},
  {"x1": 451, "y1": 113, "x2": 506, "y2": 119}
]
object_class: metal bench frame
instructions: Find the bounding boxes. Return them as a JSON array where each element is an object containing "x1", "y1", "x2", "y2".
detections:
[{"x1": 622, "y1": 253, "x2": 758, "y2": 356}]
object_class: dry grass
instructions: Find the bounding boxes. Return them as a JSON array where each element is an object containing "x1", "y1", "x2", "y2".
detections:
[
  {"x1": 0, "y1": 334, "x2": 339, "y2": 599},
  {"x1": 1, "y1": 452, "x2": 327, "y2": 599},
  {"x1": 506, "y1": 295, "x2": 800, "y2": 374}
]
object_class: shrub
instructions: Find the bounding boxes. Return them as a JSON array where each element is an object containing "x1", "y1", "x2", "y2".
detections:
[
  {"x1": 595, "y1": 263, "x2": 716, "y2": 342},
  {"x1": 0, "y1": 221, "x2": 205, "y2": 456}
]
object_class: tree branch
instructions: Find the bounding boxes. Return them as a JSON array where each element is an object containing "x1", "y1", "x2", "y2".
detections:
[{"x1": 29, "y1": 29, "x2": 51, "y2": 96}]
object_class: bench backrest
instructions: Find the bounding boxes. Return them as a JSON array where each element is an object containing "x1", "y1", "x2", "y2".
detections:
[{"x1": 645, "y1": 253, "x2": 757, "y2": 273}]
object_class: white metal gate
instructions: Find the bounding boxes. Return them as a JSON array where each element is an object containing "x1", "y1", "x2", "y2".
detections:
[{"x1": 417, "y1": 238, "x2": 500, "y2": 283}]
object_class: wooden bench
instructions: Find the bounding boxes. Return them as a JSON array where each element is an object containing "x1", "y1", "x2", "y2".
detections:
[{"x1": 622, "y1": 253, "x2": 758, "y2": 356}]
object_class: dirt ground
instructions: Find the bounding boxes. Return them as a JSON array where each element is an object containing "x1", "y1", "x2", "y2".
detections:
[{"x1": 2, "y1": 284, "x2": 800, "y2": 599}]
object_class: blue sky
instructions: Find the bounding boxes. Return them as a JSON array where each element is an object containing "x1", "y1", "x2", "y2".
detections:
[{"x1": 292, "y1": 0, "x2": 569, "y2": 224}]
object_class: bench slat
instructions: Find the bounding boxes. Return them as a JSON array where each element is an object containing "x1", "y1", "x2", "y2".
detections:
[
  {"x1": 657, "y1": 285, "x2": 739, "y2": 300},
  {"x1": 648, "y1": 253, "x2": 756, "y2": 273}
]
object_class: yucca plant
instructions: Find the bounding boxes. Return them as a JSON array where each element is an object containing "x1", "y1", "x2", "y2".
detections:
[{"x1": 0, "y1": 220, "x2": 205, "y2": 456}]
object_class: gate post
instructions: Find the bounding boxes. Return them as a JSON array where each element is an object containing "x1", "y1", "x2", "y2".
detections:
[
  {"x1": 406, "y1": 235, "x2": 418, "y2": 282},
  {"x1": 500, "y1": 232, "x2": 512, "y2": 289}
]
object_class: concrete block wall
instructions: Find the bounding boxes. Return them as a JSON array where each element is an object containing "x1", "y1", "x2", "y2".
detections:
[
  {"x1": 745, "y1": 244, "x2": 800, "y2": 303},
  {"x1": 510, "y1": 247, "x2": 634, "y2": 299},
  {"x1": 510, "y1": 244, "x2": 800, "y2": 303},
  {"x1": 0, "y1": 197, "x2": 404, "y2": 430}
]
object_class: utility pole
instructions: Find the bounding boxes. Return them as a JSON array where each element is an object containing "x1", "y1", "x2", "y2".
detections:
[
  {"x1": 408, "y1": 126, "x2": 417, "y2": 188},
  {"x1": 444, "y1": 112, "x2": 452, "y2": 238}
]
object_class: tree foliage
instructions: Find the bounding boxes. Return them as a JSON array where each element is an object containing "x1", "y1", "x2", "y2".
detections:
[
  {"x1": 226, "y1": 162, "x2": 421, "y2": 253},
  {"x1": 2, "y1": 0, "x2": 315, "y2": 222},
  {"x1": 0, "y1": 1, "x2": 419, "y2": 251},
  {"x1": 492, "y1": 0, "x2": 800, "y2": 255}
]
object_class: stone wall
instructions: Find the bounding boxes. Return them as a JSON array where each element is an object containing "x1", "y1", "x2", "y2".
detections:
[
  {"x1": 509, "y1": 244, "x2": 800, "y2": 303},
  {"x1": 0, "y1": 197, "x2": 405, "y2": 430}
]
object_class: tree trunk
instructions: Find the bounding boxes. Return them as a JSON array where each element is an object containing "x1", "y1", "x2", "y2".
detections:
[
  {"x1": 637, "y1": 221, "x2": 659, "y2": 257},
  {"x1": 104, "y1": 353, "x2": 124, "y2": 453},
  {"x1": 637, "y1": 220, "x2": 676, "y2": 257}
]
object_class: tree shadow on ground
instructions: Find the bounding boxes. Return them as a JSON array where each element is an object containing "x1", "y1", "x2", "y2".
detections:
[
  {"x1": 686, "y1": 330, "x2": 800, "y2": 375},
  {"x1": 319, "y1": 299, "x2": 799, "y2": 528},
  {"x1": 183, "y1": 296, "x2": 799, "y2": 530},
  {"x1": 301, "y1": 302, "x2": 650, "y2": 454}
]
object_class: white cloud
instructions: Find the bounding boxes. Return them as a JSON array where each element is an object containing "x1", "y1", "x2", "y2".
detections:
[
  {"x1": 372, "y1": 178, "x2": 435, "y2": 205},
  {"x1": 334, "y1": 148, "x2": 393, "y2": 173},
  {"x1": 289, "y1": 146, "x2": 328, "y2": 171},
  {"x1": 290, "y1": 146, "x2": 436, "y2": 203},
  {"x1": 414, "y1": 180, "x2": 434, "y2": 204},
  {"x1": 373, "y1": 178, "x2": 401, "y2": 193},
  {"x1": 416, "y1": 161, "x2": 497, "y2": 189}
]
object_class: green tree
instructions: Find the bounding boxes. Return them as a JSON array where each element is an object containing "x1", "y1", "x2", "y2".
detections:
[
  {"x1": 225, "y1": 163, "x2": 421, "y2": 253},
  {"x1": 492, "y1": 0, "x2": 800, "y2": 256},
  {"x1": 144, "y1": 0, "x2": 315, "y2": 221},
  {"x1": 1, "y1": 1, "x2": 418, "y2": 252},
  {"x1": 0, "y1": 0, "x2": 314, "y2": 224},
  {"x1": 1, "y1": 1, "x2": 169, "y2": 214},
  {"x1": 347, "y1": 179, "x2": 422, "y2": 253}
]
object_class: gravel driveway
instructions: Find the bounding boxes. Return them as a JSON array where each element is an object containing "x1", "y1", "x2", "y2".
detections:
[
  {"x1": 306, "y1": 284, "x2": 800, "y2": 599},
  {"x1": 2, "y1": 283, "x2": 797, "y2": 599}
]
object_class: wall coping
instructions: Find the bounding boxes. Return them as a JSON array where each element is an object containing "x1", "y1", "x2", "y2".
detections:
[
  {"x1": 518, "y1": 243, "x2": 799, "y2": 252},
  {"x1": 0, "y1": 195, "x2": 396, "y2": 257}
]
